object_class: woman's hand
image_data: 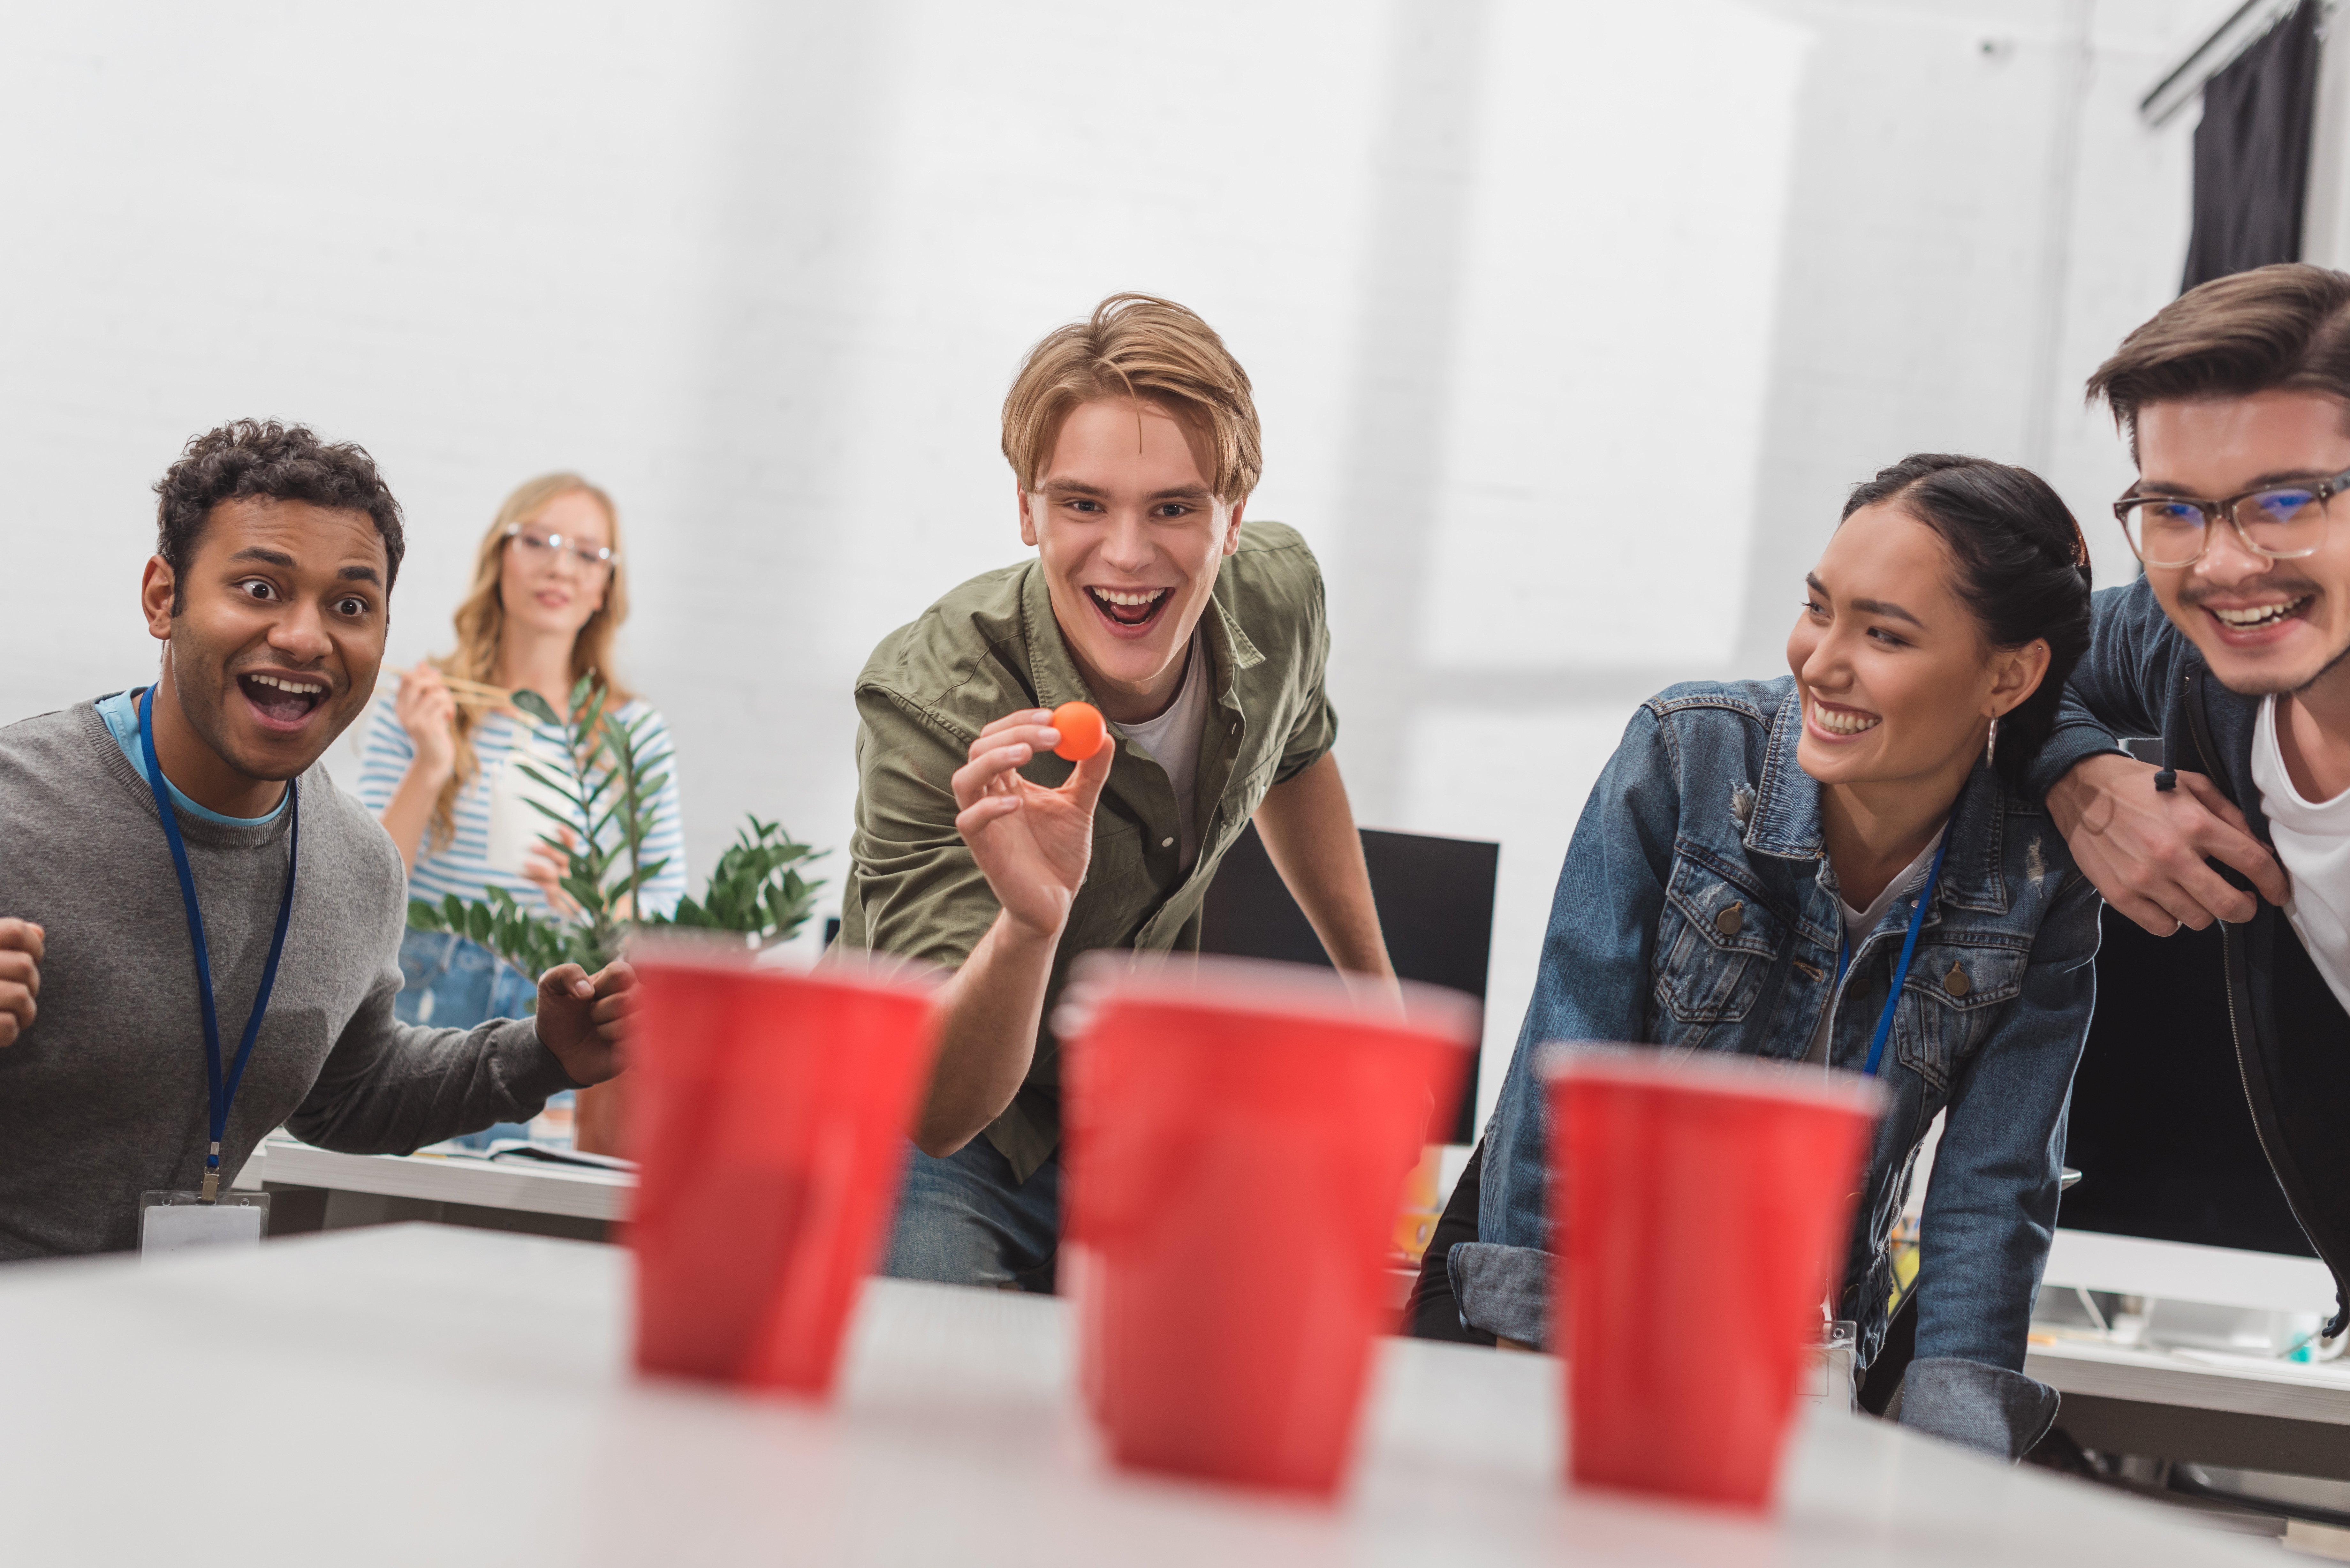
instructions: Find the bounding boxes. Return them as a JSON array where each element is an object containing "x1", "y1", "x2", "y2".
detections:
[
  {"x1": 523, "y1": 827, "x2": 584, "y2": 919},
  {"x1": 394, "y1": 660, "x2": 459, "y2": 782},
  {"x1": 952, "y1": 709, "x2": 1115, "y2": 940}
]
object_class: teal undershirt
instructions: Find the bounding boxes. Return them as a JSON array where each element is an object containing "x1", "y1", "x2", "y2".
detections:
[{"x1": 97, "y1": 690, "x2": 287, "y2": 828}]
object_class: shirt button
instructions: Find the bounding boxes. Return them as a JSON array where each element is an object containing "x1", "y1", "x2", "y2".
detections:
[{"x1": 1160, "y1": 837, "x2": 1175, "y2": 848}]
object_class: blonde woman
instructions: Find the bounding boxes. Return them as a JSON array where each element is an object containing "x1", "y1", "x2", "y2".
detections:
[{"x1": 358, "y1": 475, "x2": 686, "y2": 1059}]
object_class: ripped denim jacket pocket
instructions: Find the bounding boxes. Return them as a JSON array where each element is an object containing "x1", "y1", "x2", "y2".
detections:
[
  {"x1": 1891, "y1": 935, "x2": 2030, "y2": 1090},
  {"x1": 1652, "y1": 857, "x2": 1784, "y2": 1031}
]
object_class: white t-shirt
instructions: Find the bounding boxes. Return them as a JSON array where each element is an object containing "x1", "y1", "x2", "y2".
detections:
[
  {"x1": 1110, "y1": 631, "x2": 1210, "y2": 871},
  {"x1": 2252, "y1": 696, "x2": 2350, "y2": 1015},
  {"x1": 1805, "y1": 827, "x2": 1947, "y2": 1067}
]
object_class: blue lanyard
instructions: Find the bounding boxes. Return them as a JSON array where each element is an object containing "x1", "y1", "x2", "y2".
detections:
[
  {"x1": 137, "y1": 686, "x2": 299, "y2": 1201},
  {"x1": 1832, "y1": 830, "x2": 1951, "y2": 1078}
]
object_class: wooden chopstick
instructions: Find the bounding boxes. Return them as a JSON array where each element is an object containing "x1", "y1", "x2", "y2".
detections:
[
  {"x1": 384, "y1": 670, "x2": 518, "y2": 706},
  {"x1": 387, "y1": 669, "x2": 509, "y2": 697}
]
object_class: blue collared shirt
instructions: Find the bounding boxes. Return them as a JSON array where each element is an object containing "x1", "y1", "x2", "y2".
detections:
[{"x1": 96, "y1": 690, "x2": 286, "y2": 828}]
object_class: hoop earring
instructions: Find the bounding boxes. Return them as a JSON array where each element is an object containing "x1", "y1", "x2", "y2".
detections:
[{"x1": 1986, "y1": 716, "x2": 2000, "y2": 766}]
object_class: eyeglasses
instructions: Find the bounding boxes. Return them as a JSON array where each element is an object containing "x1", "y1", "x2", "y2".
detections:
[
  {"x1": 504, "y1": 523, "x2": 619, "y2": 573},
  {"x1": 2114, "y1": 463, "x2": 2350, "y2": 568}
]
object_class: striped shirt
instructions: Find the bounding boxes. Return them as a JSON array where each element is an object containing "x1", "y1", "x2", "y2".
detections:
[{"x1": 356, "y1": 693, "x2": 687, "y2": 919}]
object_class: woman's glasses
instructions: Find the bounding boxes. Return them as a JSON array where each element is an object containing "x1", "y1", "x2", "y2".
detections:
[
  {"x1": 2115, "y1": 463, "x2": 2350, "y2": 568},
  {"x1": 505, "y1": 523, "x2": 619, "y2": 573}
]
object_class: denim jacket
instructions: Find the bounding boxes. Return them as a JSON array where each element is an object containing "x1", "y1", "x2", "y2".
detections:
[{"x1": 1478, "y1": 677, "x2": 2100, "y2": 1385}]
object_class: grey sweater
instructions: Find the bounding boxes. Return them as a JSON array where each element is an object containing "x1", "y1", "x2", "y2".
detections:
[{"x1": 0, "y1": 700, "x2": 577, "y2": 1258}]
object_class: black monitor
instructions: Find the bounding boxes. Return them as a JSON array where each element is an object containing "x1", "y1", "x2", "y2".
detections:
[
  {"x1": 2059, "y1": 904, "x2": 2316, "y2": 1258},
  {"x1": 1196, "y1": 822, "x2": 1498, "y2": 1145}
]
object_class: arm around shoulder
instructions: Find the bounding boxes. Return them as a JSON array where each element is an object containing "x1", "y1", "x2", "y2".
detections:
[
  {"x1": 2030, "y1": 579, "x2": 2287, "y2": 929},
  {"x1": 2024, "y1": 580, "x2": 2175, "y2": 802}
]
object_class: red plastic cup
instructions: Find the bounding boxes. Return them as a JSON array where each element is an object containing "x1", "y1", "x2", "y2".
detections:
[
  {"x1": 1548, "y1": 1048, "x2": 1883, "y2": 1509},
  {"x1": 1062, "y1": 955, "x2": 1478, "y2": 1494},
  {"x1": 628, "y1": 945, "x2": 940, "y2": 1396}
]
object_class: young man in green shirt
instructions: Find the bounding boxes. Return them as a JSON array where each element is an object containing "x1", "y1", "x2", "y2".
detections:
[{"x1": 844, "y1": 294, "x2": 1397, "y2": 1288}]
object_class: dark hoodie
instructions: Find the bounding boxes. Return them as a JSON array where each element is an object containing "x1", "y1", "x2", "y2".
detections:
[{"x1": 2030, "y1": 577, "x2": 2350, "y2": 1336}]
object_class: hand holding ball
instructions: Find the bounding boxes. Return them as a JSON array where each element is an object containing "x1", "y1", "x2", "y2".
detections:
[
  {"x1": 953, "y1": 704, "x2": 1116, "y2": 948},
  {"x1": 1051, "y1": 701, "x2": 1107, "y2": 762}
]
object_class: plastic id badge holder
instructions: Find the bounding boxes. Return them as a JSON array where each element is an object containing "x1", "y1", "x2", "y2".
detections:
[{"x1": 140, "y1": 1190, "x2": 269, "y2": 1257}]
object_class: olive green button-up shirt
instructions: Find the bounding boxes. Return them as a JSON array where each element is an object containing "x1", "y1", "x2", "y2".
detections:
[{"x1": 841, "y1": 521, "x2": 1338, "y2": 1181}]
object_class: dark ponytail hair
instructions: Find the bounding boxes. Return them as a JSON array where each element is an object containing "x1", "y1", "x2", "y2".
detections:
[{"x1": 1839, "y1": 454, "x2": 2092, "y2": 796}]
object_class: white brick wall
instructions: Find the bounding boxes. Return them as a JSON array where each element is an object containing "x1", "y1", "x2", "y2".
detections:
[{"x1": 0, "y1": 1, "x2": 2239, "y2": 1117}]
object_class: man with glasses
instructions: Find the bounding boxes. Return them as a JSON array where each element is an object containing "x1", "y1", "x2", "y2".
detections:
[{"x1": 2027, "y1": 262, "x2": 2350, "y2": 1343}]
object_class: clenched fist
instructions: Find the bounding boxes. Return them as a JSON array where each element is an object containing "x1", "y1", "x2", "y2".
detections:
[{"x1": 0, "y1": 918, "x2": 44, "y2": 1048}]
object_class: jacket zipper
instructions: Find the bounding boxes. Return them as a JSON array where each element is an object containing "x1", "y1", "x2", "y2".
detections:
[{"x1": 2183, "y1": 668, "x2": 2348, "y2": 1336}]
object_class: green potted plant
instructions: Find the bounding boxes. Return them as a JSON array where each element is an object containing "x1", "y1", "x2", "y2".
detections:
[{"x1": 406, "y1": 674, "x2": 826, "y2": 1150}]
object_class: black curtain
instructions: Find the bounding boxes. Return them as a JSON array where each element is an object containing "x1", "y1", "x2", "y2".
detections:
[{"x1": 2181, "y1": 0, "x2": 2323, "y2": 291}]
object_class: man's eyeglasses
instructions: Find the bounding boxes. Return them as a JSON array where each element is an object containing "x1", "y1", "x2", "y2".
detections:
[
  {"x1": 505, "y1": 524, "x2": 619, "y2": 573},
  {"x1": 2115, "y1": 463, "x2": 2350, "y2": 569}
]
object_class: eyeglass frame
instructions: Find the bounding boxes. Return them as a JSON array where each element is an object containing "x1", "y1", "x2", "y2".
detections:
[
  {"x1": 2112, "y1": 462, "x2": 2350, "y2": 568},
  {"x1": 503, "y1": 522, "x2": 620, "y2": 573}
]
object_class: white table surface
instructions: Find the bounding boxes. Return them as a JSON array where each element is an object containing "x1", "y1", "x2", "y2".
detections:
[
  {"x1": 2043, "y1": 1228, "x2": 2341, "y2": 1318},
  {"x1": 2028, "y1": 1228, "x2": 2350, "y2": 1436},
  {"x1": 2028, "y1": 1334, "x2": 2350, "y2": 1427},
  {"x1": 245, "y1": 1134, "x2": 632, "y2": 1222},
  {"x1": 0, "y1": 1225, "x2": 2277, "y2": 1567}
]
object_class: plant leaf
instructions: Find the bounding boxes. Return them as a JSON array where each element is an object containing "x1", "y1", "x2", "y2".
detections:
[
  {"x1": 511, "y1": 689, "x2": 562, "y2": 727},
  {"x1": 523, "y1": 797, "x2": 583, "y2": 831},
  {"x1": 513, "y1": 763, "x2": 584, "y2": 805}
]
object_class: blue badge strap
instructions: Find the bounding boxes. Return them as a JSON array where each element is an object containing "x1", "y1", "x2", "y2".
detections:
[
  {"x1": 137, "y1": 686, "x2": 299, "y2": 1201},
  {"x1": 1861, "y1": 830, "x2": 1951, "y2": 1079}
]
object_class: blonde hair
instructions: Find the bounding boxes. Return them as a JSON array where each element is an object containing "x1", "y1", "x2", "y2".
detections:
[
  {"x1": 1001, "y1": 293, "x2": 1262, "y2": 503},
  {"x1": 427, "y1": 473, "x2": 633, "y2": 848}
]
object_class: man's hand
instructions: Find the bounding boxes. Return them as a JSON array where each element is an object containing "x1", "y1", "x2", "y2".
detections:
[
  {"x1": 952, "y1": 709, "x2": 1116, "y2": 939},
  {"x1": 533, "y1": 959, "x2": 636, "y2": 1085},
  {"x1": 0, "y1": 919, "x2": 42, "y2": 1048},
  {"x1": 2045, "y1": 752, "x2": 2289, "y2": 934},
  {"x1": 910, "y1": 710, "x2": 1115, "y2": 1157}
]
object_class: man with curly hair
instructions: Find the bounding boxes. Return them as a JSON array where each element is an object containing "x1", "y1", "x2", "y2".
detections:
[{"x1": 0, "y1": 420, "x2": 636, "y2": 1258}]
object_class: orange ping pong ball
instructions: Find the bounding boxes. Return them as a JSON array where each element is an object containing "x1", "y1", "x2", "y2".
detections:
[{"x1": 1051, "y1": 701, "x2": 1107, "y2": 762}]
